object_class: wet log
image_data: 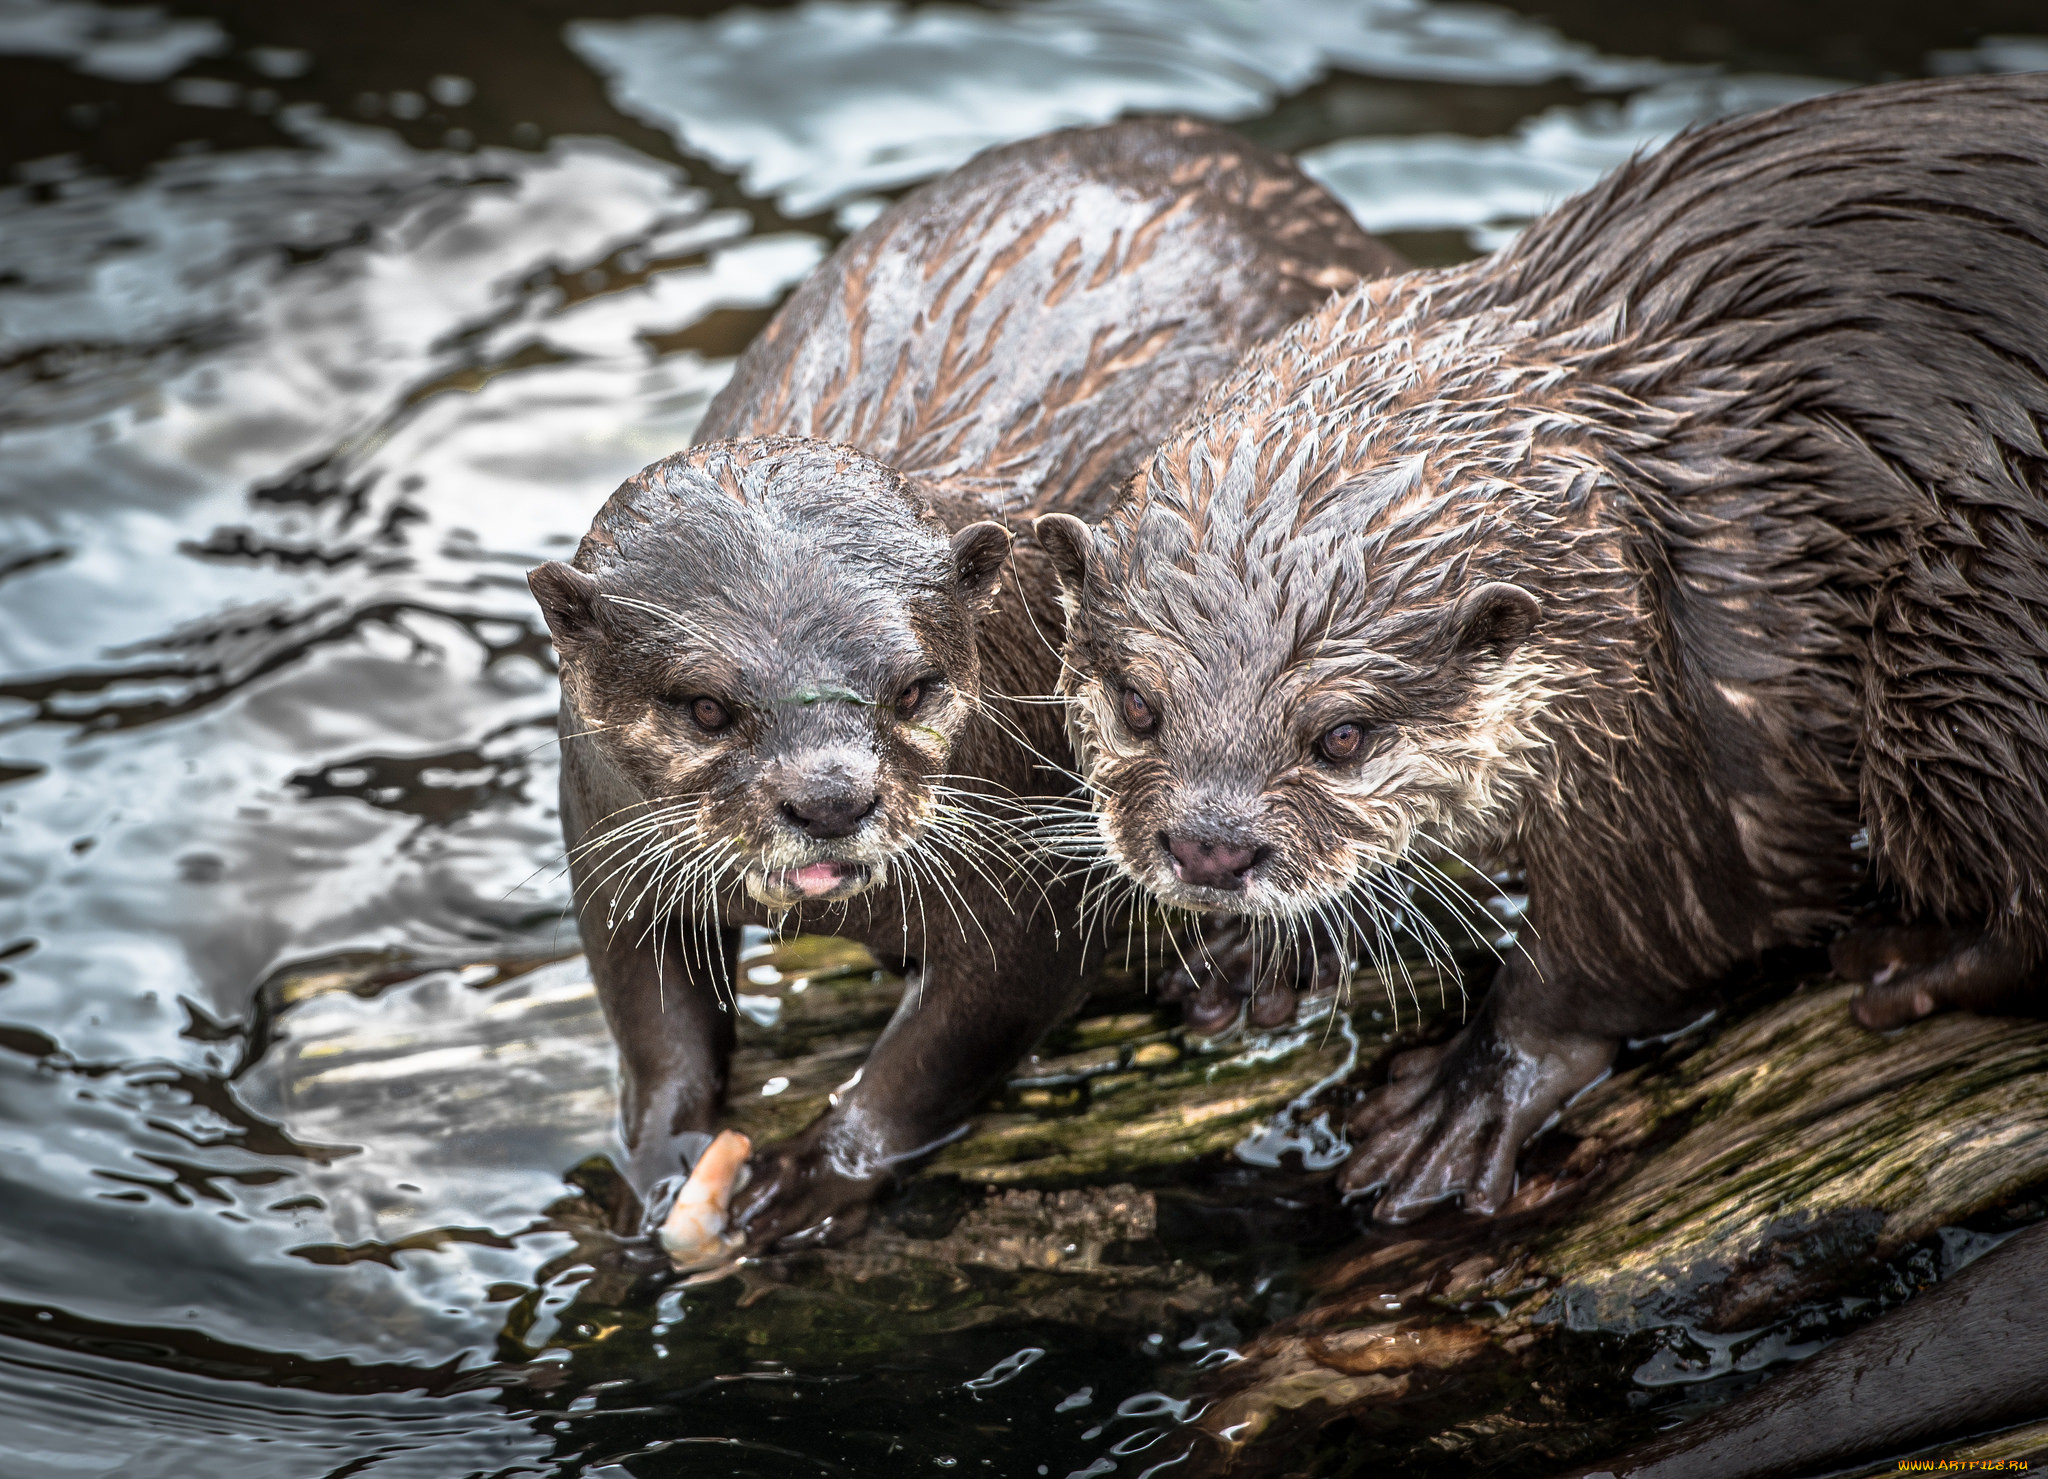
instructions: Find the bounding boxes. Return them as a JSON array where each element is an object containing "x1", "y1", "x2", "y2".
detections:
[
  {"x1": 1555, "y1": 1220, "x2": 2048, "y2": 1478},
  {"x1": 712, "y1": 933, "x2": 1367, "y2": 1187},
  {"x1": 245, "y1": 929, "x2": 1367, "y2": 1372},
  {"x1": 1183, "y1": 967, "x2": 2048, "y2": 1475},
  {"x1": 247, "y1": 933, "x2": 2048, "y2": 1474}
]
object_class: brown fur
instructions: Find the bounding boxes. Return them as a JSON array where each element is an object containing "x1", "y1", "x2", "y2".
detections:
[
  {"x1": 530, "y1": 119, "x2": 1400, "y2": 1248},
  {"x1": 1039, "y1": 77, "x2": 2048, "y2": 1221}
]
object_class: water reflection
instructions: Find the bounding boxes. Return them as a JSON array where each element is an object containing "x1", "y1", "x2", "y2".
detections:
[
  {"x1": 567, "y1": 0, "x2": 1668, "y2": 217},
  {"x1": 2, "y1": 1, "x2": 2041, "y2": 1474}
]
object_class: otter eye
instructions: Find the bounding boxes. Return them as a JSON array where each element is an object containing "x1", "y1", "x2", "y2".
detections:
[
  {"x1": 1318, "y1": 722, "x2": 1366, "y2": 762},
  {"x1": 689, "y1": 697, "x2": 732, "y2": 733},
  {"x1": 1120, "y1": 686, "x2": 1158, "y2": 736},
  {"x1": 896, "y1": 676, "x2": 940, "y2": 717}
]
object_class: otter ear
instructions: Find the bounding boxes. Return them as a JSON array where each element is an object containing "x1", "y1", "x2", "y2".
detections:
[
  {"x1": 528, "y1": 562, "x2": 607, "y2": 654},
  {"x1": 1033, "y1": 513, "x2": 1095, "y2": 597},
  {"x1": 1453, "y1": 581, "x2": 1539, "y2": 662},
  {"x1": 951, "y1": 521, "x2": 1012, "y2": 605}
]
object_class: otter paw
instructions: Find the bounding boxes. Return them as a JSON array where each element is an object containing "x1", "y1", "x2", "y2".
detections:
[
  {"x1": 1833, "y1": 922, "x2": 2038, "y2": 1030},
  {"x1": 1161, "y1": 917, "x2": 1342, "y2": 1035},
  {"x1": 1338, "y1": 1024, "x2": 1612, "y2": 1223},
  {"x1": 726, "y1": 1132, "x2": 882, "y2": 1252}
]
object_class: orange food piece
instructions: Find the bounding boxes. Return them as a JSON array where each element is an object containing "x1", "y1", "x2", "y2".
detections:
[{"x1": 656, "y1": 1129, "x2": 752, "y2": 1268}]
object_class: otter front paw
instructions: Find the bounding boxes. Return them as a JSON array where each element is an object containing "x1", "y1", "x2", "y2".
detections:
[
  {"x1": 726, "y1": 1130, "x2": 883, "y2": 1252},
  {"x1": 1338, "y1": 1020, "x2": 1613, "y2": 1222},
  {"x1": 1832, "y1": 922, "x2": 2039, "y2": 1029},
  {"x1": 1161, "y1": 917, "x2": 1345, "y2": 1035}
]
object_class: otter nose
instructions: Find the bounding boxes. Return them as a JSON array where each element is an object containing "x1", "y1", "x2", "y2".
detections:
[
  {"x1": 780, "y1": 791, "x2": 878, "y2": 839},
  {"x1": 1163, "y1": 832, "x2": 1266, "y2": 891}
]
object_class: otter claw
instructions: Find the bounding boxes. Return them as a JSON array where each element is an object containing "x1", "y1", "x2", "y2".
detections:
[
  {"x1": 1835, "y1": 920, "x2": 2037, "y2": 1030},
  {"x1": 1342, "y1": 1020, "x2": 1611, "y2": 1222},
  {"x1": 1164, "y1": 918, "x2": 1342, "y2": 1035}
]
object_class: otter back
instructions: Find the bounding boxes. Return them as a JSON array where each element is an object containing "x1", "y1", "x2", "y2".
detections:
[{"x1": 700, "y1": 117, "x2": 1401, "y2": 520}]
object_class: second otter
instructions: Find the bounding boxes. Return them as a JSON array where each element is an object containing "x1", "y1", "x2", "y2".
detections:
[{"x1": 1039, "y1": 76, "x2": 2048, "y2": 1221}]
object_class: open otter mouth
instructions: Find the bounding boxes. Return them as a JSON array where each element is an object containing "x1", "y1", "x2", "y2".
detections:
[{"x1": 744, "y1": 859, "x2": 879, "y2": 908}]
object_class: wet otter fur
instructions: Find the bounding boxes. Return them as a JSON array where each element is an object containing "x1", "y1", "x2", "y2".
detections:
[
  {"x1": 529, "y1": 119, "x2": 1400, "y2": 1249},
  {"x1": 1037, "y1": 76, "x2": 2048, "y2": 1222}
]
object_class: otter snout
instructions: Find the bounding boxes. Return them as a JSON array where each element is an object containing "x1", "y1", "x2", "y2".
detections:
[
  {"x1": 779, "y1": 791, "x2": 878, "y2": 840},
  {"x1": 762, "y1": 749, "x2": 881, "y2": 842},
  {"x1": 1162, "y1": 831, "x2": 1267, "y2": 891},
  {"x1": 746, "y1": 748, "x2": 890, "y2": 908}
]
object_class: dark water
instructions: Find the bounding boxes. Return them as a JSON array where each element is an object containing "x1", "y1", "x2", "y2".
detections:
[{"x1": 2, "y1": 3, "x2": 2043, "y2": 1475}]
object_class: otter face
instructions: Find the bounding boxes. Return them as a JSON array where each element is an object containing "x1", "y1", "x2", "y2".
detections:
[
  {"x1": 531, "y1": 439, "x2": 1010, "y2": 914},
  {"x1": 1035, "y1": 501, "x2": 1547, "y2": 925}
]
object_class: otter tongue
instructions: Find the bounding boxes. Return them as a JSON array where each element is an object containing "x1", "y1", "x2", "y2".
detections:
[{"x1": 791, "y1": 862, "x2": 849, "y2": 897}]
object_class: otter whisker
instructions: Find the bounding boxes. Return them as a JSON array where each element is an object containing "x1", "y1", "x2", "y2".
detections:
[
  {"x1": 1342, "y1": 878, "x2": 1413, "y2": 1027},
  {"x1": 517, "y1": 722, "x2": 618, "y2": 759},
  {"x1": 581, "y1": 821, "x2": 738, "y2": 973},
  {"x1": 564, "y1": 801, "x2": 705, "y2": 876},
  {"x1": 1416, "y1": 838, "x2": 1538, "y2": 941},
  {"x1": 1103, "y1": 875, "x2": 1144, "y2": 972},
  {"x1": 620, "y1": 829, "x2": 695, "y2": 932},
  {"x1": 598, "y1": 592, "x2": 725, "y2": 645},
  {"x1": 632, "y1": 830, "x2": 726, "y2": 954},
  {"x1": 1380, "y1": 872, "x2": 1474, "y2": 994},
  {"x1": 666, "y1": 838, "x2": 740, "y2": 991},
  {"x1": 892, "y1": 846, "x2": 941, "y2": 1007},
  {"x1": 922, "y1": 785, "x2": 1064, "y2": 847},
  {"x1": 500, "y1": 792, "x2": 704, "y2": 902},
  {"x1": 1377, "y1": 871, "x2": 1467, "y2": 1018},
  {"x1": 971, "y1": 694, "x2": 1092, "y2": 790},
  {"x1": 901, "y1": 836, "x2": 1001, "y2": 965},
  {"x1": 1306, "y1": 897, "x2": 1354, "y2": 1005},
  {"x1": 1002, "y1": 558, "x2": 1072, "y2": 669},
  {"x1": 922, "y1": 809, "x2": 1050, "y2": 919},
  {"x1": 1400, "y1": 853, "x2": 1505, "y2": 960},
  {"x1": 925, "y1": 780, "x2": 1079, "y2": 827},
  {"x1": 574, "y1": 789, "x2": 711, "y2": 836},
  {"x1": 1070, "y1": 857, "x2": 1130, "y2": 962},
  {"x1": 575, "y1": 811, "x2": 706, "y2": 911},
  {"x1": 1399, "y1": 851, "x2": 1529, "y2": 994},
  {"x1": 1362, "y1": 874, "x2": 1452, "y2": 996},
  {"x1": 920, "y1": 791, "x2": 1056, "y2": 877},
  {"x1": 1018, "y1": 804, "x2": 1117, "y2": 869}
]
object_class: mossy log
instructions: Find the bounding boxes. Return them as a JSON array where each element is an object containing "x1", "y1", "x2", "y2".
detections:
[
  {"x1": 253, "y1": 933, "x2": 2048, "y2": 1474},
  {"x1": 1184, "y1": 969, "x2": 2048, "y2": 1476},
  {"x1": 250, "y1": 930, "x2": 1368, "y2": 1373},
  {"x1": 717, "y1": 932, "x2": 1368, "y2": 1185}
]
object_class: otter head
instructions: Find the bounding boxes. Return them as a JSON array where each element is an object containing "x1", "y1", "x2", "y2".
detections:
[
  {"x1": 531, "y1": 438, "x2": 1010, "y2": 912},
  {"x1": 1035, "y1": 444, "x2": 1565, "y2": 929}
]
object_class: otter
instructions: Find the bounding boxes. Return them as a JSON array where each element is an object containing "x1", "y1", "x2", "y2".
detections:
[
  {"x1": 1035, "y1": 76, "x2": 2048, "y2": 1223},
  {"x1": 528, "y1": 119, "x2": 1402, "y2": 1250}
]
